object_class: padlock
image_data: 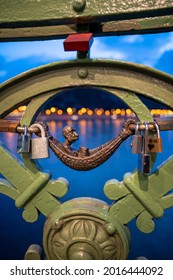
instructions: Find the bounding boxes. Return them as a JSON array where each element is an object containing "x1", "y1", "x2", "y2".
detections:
[
  {"x1": 147, "y1": 121, "x2": 162, "y2": 153},
  {"x1": 17, "y1": 125, "x2": 31, "y2": 154},
  {"x1": 30, "y1": 123, "x2": 49, "y2": 159},
  {"x1": 132, "y1": 122, "x2": 142, "y2": 154},
  {"x1": 138, "y1": 122, "x2": 151, "y2": 174}
]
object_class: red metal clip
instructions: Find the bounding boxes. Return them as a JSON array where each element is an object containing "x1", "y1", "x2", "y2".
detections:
[{"x1": 63, "y1": 33, "x2": 93, "y2": 52}]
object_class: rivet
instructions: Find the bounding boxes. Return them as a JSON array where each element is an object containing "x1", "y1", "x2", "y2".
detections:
[
  {"x1": 72, "y1": 0, "x2": 86, "y2": 12},
  {"x1": 53, "y1": 219, "x2": 64, "y2": 230},
  {"x1": 77, "y1": 68, "x2": 88, "y2": 79},
  {"x1": 104, "y1": 223, "x2": 117, "y2": 235}
]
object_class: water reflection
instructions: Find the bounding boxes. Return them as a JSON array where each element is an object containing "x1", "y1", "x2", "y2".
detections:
[
  {"x1": 48, "y1": 121, "x2": 56, "y2": 133},
  {"x1": 1, "y1": 118, "x2": 173, "y2": 260}
]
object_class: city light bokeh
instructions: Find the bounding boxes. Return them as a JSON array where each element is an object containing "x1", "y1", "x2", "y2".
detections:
[{"x1": 11, "y1": 106, "x2": 173, "y2": 118}]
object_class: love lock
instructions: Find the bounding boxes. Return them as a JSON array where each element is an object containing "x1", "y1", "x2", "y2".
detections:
[
  {"x1": 132, "y1": 122, "x2": 142, "y2": 154},
  {"x1": 148, "y1": 121, "x2": 163, "y2": 153},
  {"x1": 30, "y1": 123, "x2": 49, "y2": 159}
]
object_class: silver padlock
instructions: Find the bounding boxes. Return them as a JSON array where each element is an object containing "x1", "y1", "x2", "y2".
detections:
[
  {"x1": 30, "y1": 123, "x2": 49, "y2": 159},
  {"x1": 17, "y1": 125, "x2": 31, "y2": 154},
  {"x1": 138, "y1": 122, "x2": 151, "y2": 174},
  {"x1": 132, "y1": 122, "x2": 142, "y2": 154}
]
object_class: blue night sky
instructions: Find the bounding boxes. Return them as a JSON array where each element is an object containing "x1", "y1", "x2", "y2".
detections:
[{"x1": 0, "y1": 31, "x2": 173, "y2": 84}]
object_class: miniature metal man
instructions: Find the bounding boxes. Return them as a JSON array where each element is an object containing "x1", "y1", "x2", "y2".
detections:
[{"x1": 62, "y1": 125, "x2": 89, "y2": 157}]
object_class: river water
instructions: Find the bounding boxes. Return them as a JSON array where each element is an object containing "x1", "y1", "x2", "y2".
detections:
[{"x1": 0, "y1": 117, "x2": 173, "y2": 259}]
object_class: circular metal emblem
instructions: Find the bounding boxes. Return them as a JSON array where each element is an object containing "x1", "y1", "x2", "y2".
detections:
[{"x1": 43, "y1": 198, "x2": 130, "y2": 260}]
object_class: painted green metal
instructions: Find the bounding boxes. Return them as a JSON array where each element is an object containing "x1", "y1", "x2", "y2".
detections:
[
  {"x1": 1, "y1": 15, "x2": 173, "y2": 42},
  {"x1": 1, "y1": 0, "x2": 172, "y2": 24},
  {"x1": 0, "y1": 142, "x2": 69, "y2": 222},
  {"x1": 15, "y1": 173, "x2": 50, "y2": 209},
  {"x1": 0, "y1": 0, "x2": 172, "y2": 41},
  {"x1": 72, "y1": 0, "x2": 86, "y2": 12},
  {"x1": 107, "y1": 88, "x2": 153, "y2": 123},
  {"x1": 102, "y1": 15, "x2": 173, "y2": 35},
  {"x1": 0, "y1": 178, "x2": 20, "y2": 200},
  {"x1": 104, "y1": 155, "x2": 173, "y2": 233},
  {"x1": 24, "y1": 244, "x2": 42, "y2": 260},
  {"x1": 1, "y1": 60, "x2": 173, "y2": 118}
]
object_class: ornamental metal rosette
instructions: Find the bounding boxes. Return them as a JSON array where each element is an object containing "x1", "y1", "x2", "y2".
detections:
[{"x1": 43, "y1": 198, "x2": 130, "y2": 260}]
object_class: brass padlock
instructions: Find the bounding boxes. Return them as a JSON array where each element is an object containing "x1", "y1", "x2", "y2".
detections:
[
  {"x1": 138, "y1": 122, "x2": 151, "y2": 174},
  {"x1": 30, "y1": 123, "x2": 49, "y2": 159},
  {"x1": 17, "y1": 125, "x2": 31, "y2": 154},
  {"x1": 148, "y1": 121, "x2": 162, "y2": 153},
  {"x1": 132, "y1": 122, "x2": 142, "y2": 154}
]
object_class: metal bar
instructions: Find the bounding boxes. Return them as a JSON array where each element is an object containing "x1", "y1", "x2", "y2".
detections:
[
  {"x1": 0, "y1": 119, "x2": 20, "y2": 133},
  {"x1": 0, "y1": 1, "x2": 173, "y2": 41},
  {"x1": 0, "y1": 0, "x2": 172, "y2": 26},
  {"x1": 0, "y1": 15, "x2": 173, "y2": 42},
  {"x1": 0, "y1": 25, "x2": 76, "y2": 42},
  {"x1": 1, "y1": 118, "x2": 173, "y2": 134},
  {"x1": 1, "y1": 60, "x2": 173, "y2": 119},
  {"x1": 0, "y1": 119, "x2": 37, "y2": 133},
  {"x1": 129, "y1": 118, "x2": 173, "y2": 132},
  {"x1": 15, "y1": 173, "x2": 50, "y2": 209},
  {"x1": 17, "y1": 125, "x2": 40, "y2": 134}
]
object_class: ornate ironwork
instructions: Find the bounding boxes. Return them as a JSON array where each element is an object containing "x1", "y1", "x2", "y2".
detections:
[
  {"x1": 0, "y1": 0, "x2": 173, "y2": 259},
  {"x1": 0, "y1": 58, "x2": 173, "y2": 259}
]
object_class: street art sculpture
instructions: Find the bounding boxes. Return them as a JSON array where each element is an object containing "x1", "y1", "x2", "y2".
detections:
[
  {"x1": 0, "y1": 0, "x2": 173, "y2": 260},
  {"x1": 37, "y1": 119, "x2": 135, "y2": 170}
]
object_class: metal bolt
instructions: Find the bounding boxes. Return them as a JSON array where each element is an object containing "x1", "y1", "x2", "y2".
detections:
[
  {"x1": 72, "y1": 0, "x2": 86, "y2": 12},
  {"x1": 53, "y1": 219, "x2": 64, "y2": 230},
  {"x1": 77, "y1": 68, "x2": 88, "y2": 79},
  {"x1": 104, "y1": 223, "x2": 117, "y2": 235}
]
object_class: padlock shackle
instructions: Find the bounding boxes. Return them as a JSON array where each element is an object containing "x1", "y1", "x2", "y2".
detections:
[
  {"x1": 17, "y1": 124, "x2": 31, "y2": 154},
  {"x1": 152, "y1": 121, "x2": 160, "y2": 138},
  {"x1": 23, "y1": 125, "x2": 27, "y2": 134},
  {"x1": 144, "y1": 122, "x2": 149, "y2": 154},
  {"x1": 29, "y1": 123, "x2": 46, "y2": 138},
  {"x1": 135, "y1": 122, "x2": 139, "y2": 135}
]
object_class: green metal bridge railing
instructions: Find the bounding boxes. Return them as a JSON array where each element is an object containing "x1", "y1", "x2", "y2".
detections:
[{"x1": 0, "y1": 0, "x2": 173, "y2": 260}]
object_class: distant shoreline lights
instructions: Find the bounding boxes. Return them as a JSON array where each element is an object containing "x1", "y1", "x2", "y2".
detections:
[{"x1": 11, "y1": 106, "x2": 173, "y2": 118}]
